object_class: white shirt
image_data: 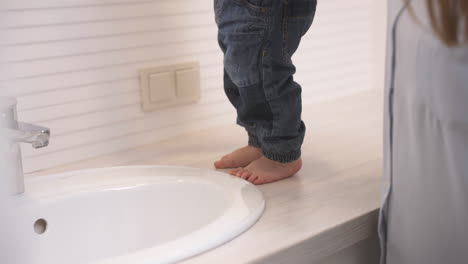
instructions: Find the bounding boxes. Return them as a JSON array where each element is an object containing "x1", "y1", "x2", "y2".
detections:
[{"x1": 379, "y1": 1, "x2": 468, "y2": 263}]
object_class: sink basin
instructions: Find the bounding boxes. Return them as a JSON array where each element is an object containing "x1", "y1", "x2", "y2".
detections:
[{"x1": 2, "y1": 166, "x2": 265, "y2": 264}]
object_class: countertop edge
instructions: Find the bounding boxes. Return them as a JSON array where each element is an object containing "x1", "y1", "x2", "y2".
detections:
[{"x1": 251, "y1": 209, "x2": 380, "y2": 264}]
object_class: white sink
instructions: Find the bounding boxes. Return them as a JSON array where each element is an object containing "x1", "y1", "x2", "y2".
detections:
[{"x1": 2, "y1": 166, "x2": 265, "y2": 264}]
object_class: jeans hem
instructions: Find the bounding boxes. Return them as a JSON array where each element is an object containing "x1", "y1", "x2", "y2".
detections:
[
  {"x1": 248, "y1": 134, "x2": 262, "y2": 148},
  {"x1": 263, "y1": 149, "x2": 301, "y2": 163}
]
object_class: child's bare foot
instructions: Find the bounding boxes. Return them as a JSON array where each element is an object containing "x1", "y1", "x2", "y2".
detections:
[
  {"x1": 214, "y1": 146, "x2": 262, "y2": 169},
  {"x1": 229, "y1": 157, "x2": 302, "y2": 185}
]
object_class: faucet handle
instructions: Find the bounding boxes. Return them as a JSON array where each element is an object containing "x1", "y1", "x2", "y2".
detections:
[
  {"x1": 18, "y1": 122, "x2": 50, "y2": 148},
  {"x1": 0, "y1": 97, "x2": 50, "y2": 149},
  {"x1": 1, "y1": 123, "x2": 50, "y2": 149}
]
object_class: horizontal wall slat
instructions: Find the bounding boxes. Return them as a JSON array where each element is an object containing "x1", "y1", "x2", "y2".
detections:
[
  {"x1": 20, "y1": 64, "x2": 371, "y2": 151},
  {"x1": 21, "y1": 100, "x2": 234, "y2": 158},
  {"x1": 22, "y1": 111, "x2": 237, "y2": 173},
  {"x1": 2, "y1": 39, "x2": 219, "y2": 80},
  {"x1": 3, "y1": 5, "x2": 369, "y2": 47},
  {"x1": 2, "y1": 51, "x2": 223, "y2": 96},
  {"x1": 15, "y1": 69, "x2": 224, "y2": 111},
  {"x1": 4, "y1": 26, "x2": 371, "y2": 82},
  {"x1": 4, "y1": 18, "x2": 369, "y2": 63},
  {"x1": 2, "y1": 12, "x2": 214, "y2": 46},
  {"x1": 3, "y1": 26, "x2": 217, "y2": 63},
  {"x1": 16, "y1": 79, "x2": 139, "y2": 110},
  {"x1": 3, "y1": 1, "x2": 212, "y2": 29},
  {"x1": 2, "y1": 0, "x2": 168, "y2": 10},
  {"x1": 16, "y1": 49, "x2": 371, "y2": 119},
  {"x1": 18, "y1": 82, "x2": 226, "y2": 124},
  {"x1": 1, "y1": 4, "x2": 371, "y2": 45},
  {"x1": 3, "y1": 0, "x2": 371, "y2": 11},
  {"x1": 4, "y1": 0, "x2": 370, "y2": 27}
]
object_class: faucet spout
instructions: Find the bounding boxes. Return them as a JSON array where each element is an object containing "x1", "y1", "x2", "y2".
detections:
[{"x1": 3, "y1": 122, "x2": 51, "y2": 149}]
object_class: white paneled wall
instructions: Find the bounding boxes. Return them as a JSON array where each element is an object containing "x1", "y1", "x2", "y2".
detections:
[
  {"x1": 0, "y1": 0, "x2": 373, "y2": 173},
  {"x1": 372, "y1": 0, "x2": 388, "y2": 90}
]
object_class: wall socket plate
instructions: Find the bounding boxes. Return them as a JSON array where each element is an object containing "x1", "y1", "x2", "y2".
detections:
[{"x1": 139, "y1": 62, "x2": 200, "y2": 112}]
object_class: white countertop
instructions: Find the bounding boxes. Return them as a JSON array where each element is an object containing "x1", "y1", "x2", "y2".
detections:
[{"x1": 30, "y1": 91, "x2": 383, "y2": 264}]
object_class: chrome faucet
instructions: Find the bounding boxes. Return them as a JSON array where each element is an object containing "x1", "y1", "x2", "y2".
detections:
[
  {"x1": 0, "y1": 97, "x2": 50, "y2": 196},
  {"x1": 6, "y1": 122, "x2": 50, "y2": 149}
]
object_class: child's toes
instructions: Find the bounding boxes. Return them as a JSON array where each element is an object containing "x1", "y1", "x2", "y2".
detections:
[
  {"x1": 229, "y1": 168, "x2": 241, "y2": 176},
  {"x1": 236, "y1": 169, "x2": 245, "y2": 177},
  {"x1": 247, "y1": 174, "x2": 258, "y2": 184},
  {"x1": 240, "y1": 170, "x2": 252, "y2": 180},
  {"x1": 253, "y1": 176, "x2": 267, "y2": 185},
  {"x1": 214, "y1": 160, "x2": 223, "y2": 168}
]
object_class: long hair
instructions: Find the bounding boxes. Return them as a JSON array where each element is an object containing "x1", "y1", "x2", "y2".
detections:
[{"x1": 425, "y1": 0, "x2": 468, "y2": 46}]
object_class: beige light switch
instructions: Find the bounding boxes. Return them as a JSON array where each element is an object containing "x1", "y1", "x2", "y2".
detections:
[
  {"x1": 149, "y1": 72, "x2": 176, "y2": 102},
  {"x1": 140, "y1": 62, "x2": 199, "y2": 112},
  {"x1": 175, "y1": 68, "x2": 200, "y2": 100}
]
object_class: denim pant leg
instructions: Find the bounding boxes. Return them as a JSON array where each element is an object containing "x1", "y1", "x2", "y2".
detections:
[
  {"x1": 215, "y1": 0, "x2": 316, "y2": 162},
  {"x1": 215, "y1": 0, "x2": 274, "y2": 149},
  {"x1": 260, "y1": 0, "x2": 317, "y2": 162}
]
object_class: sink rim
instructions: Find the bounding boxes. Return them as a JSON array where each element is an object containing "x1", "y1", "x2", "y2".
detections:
[{"x1": 18, "y1": 165, "x2": 266, "y2": 264}]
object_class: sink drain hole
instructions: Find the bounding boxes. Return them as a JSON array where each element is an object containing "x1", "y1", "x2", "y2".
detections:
[{"x1": 34, "y1": 219, "x2": 47, "y2": 235}]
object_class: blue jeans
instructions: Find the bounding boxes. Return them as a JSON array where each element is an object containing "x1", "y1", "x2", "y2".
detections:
[{"x1": 215, "y1": 0, "x2": 317, "y2": 163}]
